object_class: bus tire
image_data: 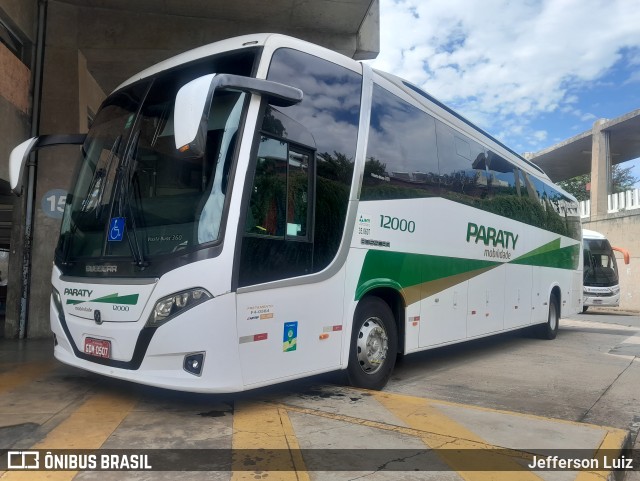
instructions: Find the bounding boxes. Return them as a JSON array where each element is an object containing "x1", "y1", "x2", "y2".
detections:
[
  {"x1": 347, "y1": 296, "x2": 397, "y2": 391},
  {"x1": 536, "y1": 294, "x2": 559, "y2": 340}
]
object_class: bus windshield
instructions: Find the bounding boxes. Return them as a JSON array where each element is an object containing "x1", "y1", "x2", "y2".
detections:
[
  {"x1": 583, "y1": 238, "x2": 619, "y2": 287},
  {"x1": 58, "y1": 70, "x2": 248, "y2": 265}
]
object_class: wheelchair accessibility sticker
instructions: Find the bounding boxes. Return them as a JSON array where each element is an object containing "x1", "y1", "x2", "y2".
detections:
[{"x1": 108, "y1": 217, "x2": 125, "y2": 242}]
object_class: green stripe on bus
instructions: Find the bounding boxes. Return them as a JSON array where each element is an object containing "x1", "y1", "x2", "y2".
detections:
[
  {"x1": 65, "y1": 293, "x2": 140, "y2": 306},
  {"x1": 511, "y1": 243, "x2": 580, "y2": 270},
  {"x1": 356, "y1": 238, "x2": 579, "y2": 301}
]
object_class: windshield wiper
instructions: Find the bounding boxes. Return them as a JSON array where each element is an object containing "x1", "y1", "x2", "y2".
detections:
[
  {"x1": 118, "y1": 131, "x2": 148, "y2": 268},
  {"x1": 81, "y1": 135, "x2": 120, "y2": 215}
]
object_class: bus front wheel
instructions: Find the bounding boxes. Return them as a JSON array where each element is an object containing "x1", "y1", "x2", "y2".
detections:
[{"x1": 347, "y1": 296, "x2": 398, "y2": 390}]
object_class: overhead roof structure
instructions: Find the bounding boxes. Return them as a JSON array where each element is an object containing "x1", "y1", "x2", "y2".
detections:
[
  {"x1": 55, "y1": 0, "x2": 379, "y2": 93},
  {"x1": 530, "y1": 109, "x2": 640, "y2": 182},
  {"x1": 2, "y1": 0, "x2": 378, "y2": 249}
]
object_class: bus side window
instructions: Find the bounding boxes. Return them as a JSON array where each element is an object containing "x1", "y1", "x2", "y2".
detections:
[
  {"x1": 239, "y1": 135, "x2": 315, "y2": 287},
  {"x1": 264, "y1": 48, "x2": 361, "y2": 274},
  {"x1": 436, "y1": 121, "x2": 487, "y2": 201},
  {"x1": 245, "y1": 137, "x2": 288, "y2": 237},
  {"x1": 244, "y1": 136, "x2": 313, "y2": 240},
  {"x1": 362, "y1": 83, "x2": 439, "y2": 201}
]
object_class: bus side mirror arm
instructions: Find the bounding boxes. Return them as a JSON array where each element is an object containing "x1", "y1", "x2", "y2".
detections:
[
  {"x1": 9, "y1": 134, "x2": 87, "y2": 195},
  {"x1": 174, "y1": 73, "x2": 303, "y2": 154},
  {"x1": 612, "y1": 246, "x2": 630, "y2": 265}
]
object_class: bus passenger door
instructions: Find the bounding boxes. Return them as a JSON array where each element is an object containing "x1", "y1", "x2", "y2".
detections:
[
  {"x1": 235, "y1": 136, "x2": 346, "y2": 387},
  {"x1": 235, "y1": 274, "x2": 346, "y2": 388}
]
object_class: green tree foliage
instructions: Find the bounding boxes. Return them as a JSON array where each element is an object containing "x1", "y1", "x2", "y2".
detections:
[
  {"x1": 317, "y1": 151, "x2": 354, "y2": 184},
  {"x1": 558, "y1": 164, "x2": 639, "y2": 201}
]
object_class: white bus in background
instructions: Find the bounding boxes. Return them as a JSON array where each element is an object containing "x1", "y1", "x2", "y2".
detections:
[
  {"x1": 9, "y1": 34, "x2": 582, "y2": 393},
  {"x1": 582, "y1": 229, "x2": 629, "y2": 312}
]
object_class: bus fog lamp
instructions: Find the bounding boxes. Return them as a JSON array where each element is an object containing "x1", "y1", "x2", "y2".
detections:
[
  {"x1": 184, "y1": 352, "x2": 205, "y2": 376},
  {"x1": 146, "y1": 288, "x2": 212, "y2": 327}
]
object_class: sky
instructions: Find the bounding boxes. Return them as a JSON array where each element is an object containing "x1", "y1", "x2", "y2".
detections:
[{"x1": 367, "y1": 0, "x2": 640, "y2": 184}]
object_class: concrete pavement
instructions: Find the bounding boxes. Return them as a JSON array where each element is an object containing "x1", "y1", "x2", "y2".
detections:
[{"x1": 0, "y1": 331, "x2": 636, "y2": 481}]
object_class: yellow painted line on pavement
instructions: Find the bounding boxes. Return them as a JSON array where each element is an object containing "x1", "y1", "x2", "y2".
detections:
[
  {"x1": 1, "y1": 391, "x2": 137, "y2": 481},
  {"x1": 0, "y1": 361, "x2": 55, "y2": 396},
  {"x1": 232, "y1": 401, "x2": 310, "y2": 481},
  {"x1": 274, "y1": 401, "x2": 463, "y2": 443},
  {"x1": 373, "y1": 391, "x2": 545, "y2": 481},
  {"x1": 421, "y1": 393, "x2": 629, "y2": 431},
  {"x1": 574, "y1": 429, "x2": 630, "y2": 481}
]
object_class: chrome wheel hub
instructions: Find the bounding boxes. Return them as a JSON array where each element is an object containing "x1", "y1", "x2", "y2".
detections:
[{"x1": 356, "y1": 317, "x2": 388, "y2": 375}]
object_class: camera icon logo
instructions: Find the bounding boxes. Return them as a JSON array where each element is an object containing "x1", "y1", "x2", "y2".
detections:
[{"x1": 7, "y1": 451, "x2": 40, "y2": 469}]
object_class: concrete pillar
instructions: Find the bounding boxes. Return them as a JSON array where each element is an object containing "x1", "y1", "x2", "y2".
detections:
[
  {"x1": 1, "y1": 0, "x2": 37, "y2": 339},
  {"x1": 25, "y1": 1, "x2": 81, "y2": 338},
  {"x1": 590, "y1": 119, "x2": 611, "y2": 218},
  {"x1": 20, "y1": 1, "x2": 105, "y2": 338},
  {"x1": 354, "y1": 0, "x2": 380, "y2": 60}
]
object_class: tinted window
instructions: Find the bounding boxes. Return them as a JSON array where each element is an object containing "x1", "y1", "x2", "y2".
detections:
[
  {"x1": 362, "y1": 84, "x2": 439, "y2": 200},
  {"x1": 267, "y1": 48, "x2": 361, "y2": 272},
  {"x1": 437, "y1": 121, "x2": 489, "y2": 201},
  {"x1": 245, "y1": 137, "x2": 288, "y2": 237},
  {"x1": 432, "y1": 120, "x2": 580, "y2": 241},
  {"x1": 543, "y1": 182, "x2": 581, "y2": 240},
  {"x1": 465, "y1": 153, "x2": 538, "y2": 224},
  {"x1": 486, "y1": 151, "x2": 519, "y2": 197},
  {"x1": 584, "y1": 238, "x2": 619, "y2": 286},
  {"x1": 238, "y1": 49, "x2": 362, "y2": 286}
]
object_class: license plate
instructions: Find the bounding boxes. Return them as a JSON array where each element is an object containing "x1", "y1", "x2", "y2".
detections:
[
  {"x1": 84, "y1": 337, "x2": 111, "y2": 358},
  {"x1": 593, "y1": 299, "x2": 603, "y2": 304}
]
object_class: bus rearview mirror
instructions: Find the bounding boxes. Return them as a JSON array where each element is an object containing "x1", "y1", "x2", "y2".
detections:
[
  {"x1": 9, "y1": 134, "x2": 86, "y2": 195},
  {"x1": 9, "y1": 137, "x2": 39, "y2": 194},
  {"x1": 173, "y1": 73, "x2": 303, "y2": 154}
]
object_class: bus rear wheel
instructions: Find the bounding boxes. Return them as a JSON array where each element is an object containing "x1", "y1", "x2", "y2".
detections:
[
  {"x1": 347, "y1": 296, "x2": 397, "y2": 390},
  {"x1": 536, "y1": 294, "x2": 559, "y2": 340}
]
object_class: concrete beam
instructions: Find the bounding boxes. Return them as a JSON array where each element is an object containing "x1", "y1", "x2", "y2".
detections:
[
  {"x1": 530, "y1": 108, "x2": 640, "y2": 183},
  {"x1": 354, "y1": 0, "x2": 379, "y2": 60},
  {"x1": 55, "y1": 0, "x2": 378, "y2": 92}
]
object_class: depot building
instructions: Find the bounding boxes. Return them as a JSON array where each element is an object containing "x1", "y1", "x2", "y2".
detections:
[{"x1": 0, "y1": 0, "x2": 380, "y2": 339}]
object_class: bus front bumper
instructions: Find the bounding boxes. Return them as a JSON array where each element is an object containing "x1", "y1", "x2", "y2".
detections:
[
  {"x1": 583, "y1": 286, "x2": 620, "y2": 308},
  {"x1": 50, "y1": 292, "x2": 244, "y2": 393}
]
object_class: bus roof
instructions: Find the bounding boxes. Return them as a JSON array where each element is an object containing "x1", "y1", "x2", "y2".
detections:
[{"x1": 582, "y1": 229, "x2": 607, "y2": 240}]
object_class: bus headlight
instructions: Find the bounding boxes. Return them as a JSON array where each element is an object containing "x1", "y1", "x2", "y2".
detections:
[
  {"x1": 146, "y1": 288, "x2": 212, "y2": 328},
  {"x1": 52, "y1": 287, "x2": 63, "y2": 315}
]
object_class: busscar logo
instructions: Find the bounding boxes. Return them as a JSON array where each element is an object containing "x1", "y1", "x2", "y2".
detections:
[
  {"x1": 86, "y1": 265, "x2": 118, "y2": 273},
  {"x1": 8, "y1": 451, "x2": 40, "y2": 469}
]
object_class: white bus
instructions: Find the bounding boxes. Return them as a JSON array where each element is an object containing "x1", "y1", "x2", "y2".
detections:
[
  {"x1": 10, "y1": 34, "x2": 582, "y2": 392},
  {"x1": 582, "y1": 229, "x2": 627, "y2": 311}
]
